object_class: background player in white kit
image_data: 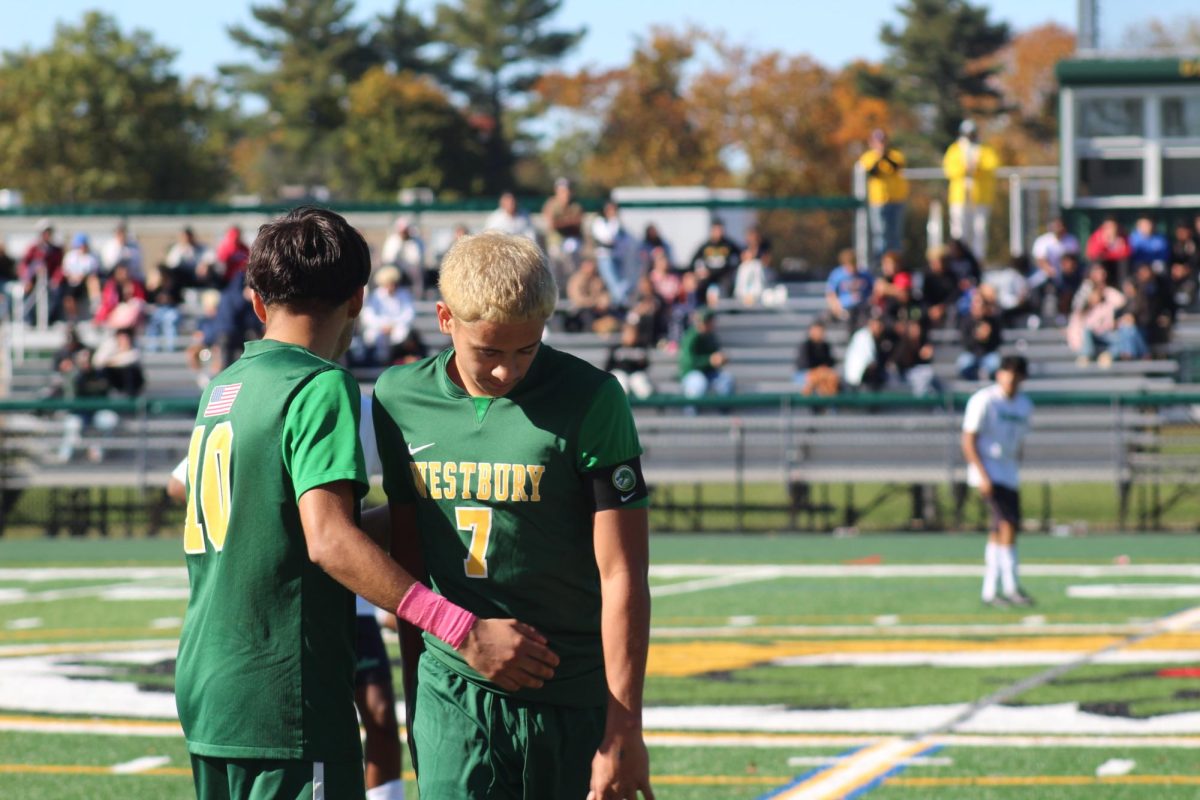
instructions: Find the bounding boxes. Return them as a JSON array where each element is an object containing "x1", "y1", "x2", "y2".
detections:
[{"x1": 961, "y1": 355, "x2": 1034, "y2": 607}]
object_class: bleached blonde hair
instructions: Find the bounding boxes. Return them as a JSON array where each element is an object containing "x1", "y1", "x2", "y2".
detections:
[{"x1": 438, "y1": 232, "x2": 557, "y2": 323}]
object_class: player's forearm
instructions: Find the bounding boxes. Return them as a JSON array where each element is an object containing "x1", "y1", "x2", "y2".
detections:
[
  {"x1": 308, "y1": 516, "x2": 414, "y2": 612},
  {"x1": 599, "y1": 568, "x2": 651, "y2": 730},
  {"x1": 961, "y1": 433, "x2": 988, "y2": 478}
]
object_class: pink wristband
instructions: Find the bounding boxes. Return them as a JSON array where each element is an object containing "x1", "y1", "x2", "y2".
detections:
[{"x1": 396, "y1": 583, "x2": 476, "y2": 650}]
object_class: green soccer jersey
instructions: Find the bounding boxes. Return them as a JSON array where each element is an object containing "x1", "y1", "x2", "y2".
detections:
[
  {"x1": 372, "y1": 344, "x2": 646, "y2": 707},
  {"x1": 176, "y1": 339, "x2": 368, "y2": 761}
]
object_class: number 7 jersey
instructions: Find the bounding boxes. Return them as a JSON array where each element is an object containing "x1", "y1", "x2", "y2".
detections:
[
  {"x1": 372, "y1": 345, "x2": 645, "y2": 708},
  {"x1": 176, "y1": 339, "x2": 368, "y2": 761}
]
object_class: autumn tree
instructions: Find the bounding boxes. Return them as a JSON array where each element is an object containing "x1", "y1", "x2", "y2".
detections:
[
  {"x1": 342, "y1": 67, "x2": 485, "y2": 199},
  {"x1": 877, "y1": 0, "x2": 1010, "y2": 148},
  {"x1": 991, "y1": 23, "x2": 1075, "y2": 166},
  {"x1": 221, "y1": 0, "x2": 379, "y2": 194},
  {"x1": 0, "y1": 11, "x2": 226, "y2": 203},
  {"x1": 1122, "y1": 16, "x2": 1200, "y2": 51},
  {"x1": 434, "y1": 0, "x2": 584, "y2": 192}
]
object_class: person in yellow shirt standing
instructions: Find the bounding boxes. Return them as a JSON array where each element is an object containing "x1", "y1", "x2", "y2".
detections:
[
  {"x1": 858, "y1": 129, "x2": 909, "y2": 263},
  {"x1": 943, "y1": 119, "x2": 999, "y2": 263}
]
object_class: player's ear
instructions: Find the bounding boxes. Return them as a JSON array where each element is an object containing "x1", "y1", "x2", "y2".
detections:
[
  {"x1": 251, "y1": 291, "x2": 268, "y2": 324},
  {"x1": 346, "y1": 286, "x2": 365, "y2": 320},
  {"x1": 435, "y1": 301, "x2": 454, "y2": 335}
]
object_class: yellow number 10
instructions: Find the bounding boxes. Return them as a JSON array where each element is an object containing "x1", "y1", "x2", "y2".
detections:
[{"x1": 183, "y1": 422, "x2": 235, "y2": 554}]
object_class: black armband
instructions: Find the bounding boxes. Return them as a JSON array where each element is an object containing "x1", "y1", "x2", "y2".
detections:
[{"x1": 585, "y1": 457, "x2": 648, "y2": 510}]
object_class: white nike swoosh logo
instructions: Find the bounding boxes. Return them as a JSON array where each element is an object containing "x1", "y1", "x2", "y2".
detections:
[
  {"x1": 408, "y1": 442, "x2": 436, "y2": 455},
  {"x1": 620, "y1": 492, "x2": 637, "y2": 503}
]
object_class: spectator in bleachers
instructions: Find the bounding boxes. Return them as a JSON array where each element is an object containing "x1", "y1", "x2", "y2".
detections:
[
  {"x1": 93, "y1": 262, "x2": 146, "y2": 330},
  {"x1": 919, "y1": 246, "x2": 957, "y2": 328},
  {"x1": 667, "y1": 270, "x2": 703, "y2": 348},
  {"x1": 381, "y1": 216, "x2": 426, "y2": 297},
  {"x1": 734, "y1": 226, "x2": 773, "y2": 306},
  {"x1": 54, "y1": 347, "x2": 118, "y2": 464},
  {"x1": 61, "y1": 233, "x2": 101, "y2": 322},
  {"x1": 943, "y1": 119, "x2": 999, "y2": 261},
  {"x1": 1131, "y1": 262, "x2": 1173, "y2": 356},
  {"x1": 1171, "y1": 219, "x2": 1198, "y2": 271},
  {"x1": 825, "y1": 248, "x2": 874, "y2": 330},
  {"x1": 945, "y1": 238, "x2": 983, "y2": 298},
  {"x1": 163, "y1": 226, "x2": 213, "y2": 289},
  {"x1": 101, "y1": 221, "x2": 144, "y2": 282},
  {"x1": 542, "y1": 177, "x2": 584, "y2": 288},
  {"x1": 1054, "y1": 252, "x2": 1084, "y2": 321},
  {"x1": 1067, "y1": 264, "x2": 1125, "y2": 368},
  {"x1": 627, "y1": 275, "x2": 666, "y2": 345},
  {"x1": 985, "y1": 255, "x2": 1038, "y2": 329},
  {"x1": 605, "y1": 319, "x2": 655, "y2": 400},
  {"x1": 186, "y1": 289, "x2": 223, "y2": 388},
  {"x1": 1085, "y1": 216, "x2": 1130, "y2": 285},
  {"x1": 214, "y1": 270, "x2": 262, "y2": 369},
  {"x1": 843, "y1": 310, "x2": 892, "y2": 392},
  {"x1": 794, "y1": 320, "x2": 838, "y2": 396},
  {"x1": 859, "y1": 128, "x2": 909, "y2": 260},
  {"x1": 1170, "y1": 258, "x2": 1198, "y2": 313},
  {"x1": 688, "y1": 219, "x2": 741, "y2": 303},
  {"x1": 1031, "y1": 217, "x2": 1079, "y2": 318},
  {"x1": 871, "y1": 251, "x2": 911, "y2": 318},
  {"x1": 592, "y1": 200, "x2": 637, "y2": 306},
  {"x1": 18, "y1": 218, "x2": 64, "y2": 323},
  {"x1": 214, "y1": 225, "x2": 250, "y2": 287},
  {"x1": 484, "y1": 191, "x2": 536, "y2": 240},
  {"x1": 1129, "y1": 215, "x2": 1170, "y2": 268},
  {"x1": 893, "y1": 317, "x2": 942, "y2": 397},
  {"x1": 1115, "y1": 276, "x2": 1151, "y2": 361},
  {"x1": 956, "y1": 287, "x2": 1003, "y2": 380},
  {"x1": 565, "y1": 256, "x2": 619, "y2": 333},
  {"x1": 639, "y1": 224, "x2": 673, "y2": 271},
  {"x1": 679, "y1": 309, "x2": 734, "y2": 401},
  {"x1": 648, "y1": 246, "x2": 681, "y2": 305},
  {"x1": 144, "y1": 268, "x2": 184, "y2": 352},
  {"x1": 95, "y1": 327, "x2": 145, "y2": 398},
  {"x1": 359, "y1": 266, "x2": 416, "y2": 366}
]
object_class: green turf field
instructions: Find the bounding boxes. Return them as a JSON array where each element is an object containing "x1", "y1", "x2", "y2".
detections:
[{"x1": 1, "y1": 533, "x2": 1197, "y2": 799}]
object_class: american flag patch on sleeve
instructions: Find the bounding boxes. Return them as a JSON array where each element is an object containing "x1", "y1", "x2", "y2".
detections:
[{"x1": 203, "y1": 383, "x2": 243, "y2": 417}]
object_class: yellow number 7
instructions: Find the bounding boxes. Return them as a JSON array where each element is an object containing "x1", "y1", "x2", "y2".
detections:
[
  {"x1": 183, "y1": 422, "x2": 235, "y2": 554},
  {"x1": 456, "y1": 507, "x2": 493, "y2": 578}
]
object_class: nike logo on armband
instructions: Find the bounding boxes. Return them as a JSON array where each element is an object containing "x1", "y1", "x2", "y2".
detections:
[
  {"x1": 620, "y1": 492, "x2": 637, "y2": 503},
  {"x1": 408, "y1": 442, "x2": 436, "y2": 455}
]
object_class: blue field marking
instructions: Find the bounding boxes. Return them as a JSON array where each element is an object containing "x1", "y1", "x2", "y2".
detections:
[
  {"x1": 844, "y1": 743, "x2": 943, "y2": 799},
  {"x1": 753, "y1": 745, "x2": 867, "y2": 800}
]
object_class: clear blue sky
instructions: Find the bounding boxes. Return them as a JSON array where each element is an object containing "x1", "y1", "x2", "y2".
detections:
[{"x1": 1, "y1": 0, "x2": 1083, "y2": 81}]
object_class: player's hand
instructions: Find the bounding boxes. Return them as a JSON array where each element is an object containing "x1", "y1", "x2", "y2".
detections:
[
  {"x1": 979, "y1": 475, "x2": 994, "y2": 499},
  {"x1": 588, "y1": 730, "x2": 654, "y2": 800},
  {"x1": 458, "y1": 618, "x2": 559, "y2": 692}
]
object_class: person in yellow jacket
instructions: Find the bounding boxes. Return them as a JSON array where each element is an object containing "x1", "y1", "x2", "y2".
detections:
[
  {"x1": 943, "y1": 119, "x2": 1000, "y2": 263},
  {"x1": 858, "y1": 129, "x2": 909, "y2": 262}
]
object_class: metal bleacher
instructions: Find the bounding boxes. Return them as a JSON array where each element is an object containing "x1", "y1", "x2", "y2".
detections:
[{"x1": 4, "y1": 278, "x2": 1200, "y2": 533}]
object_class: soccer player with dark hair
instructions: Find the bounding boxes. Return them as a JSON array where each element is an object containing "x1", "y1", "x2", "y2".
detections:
[
  {"x1": 175, "y1": 207, "x2": 557, "y2": 800},
  {"x1": 962, "y1": 354, "x2": 1034, "y2": 607},
  {"x1": 373, "y1": 231, "x2": 655, "y2": 800}
]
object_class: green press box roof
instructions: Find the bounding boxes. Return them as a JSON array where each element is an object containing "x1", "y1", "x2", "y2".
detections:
[{"x1": 1057, "y1": 56, "x2": 1200, "y2": 86}]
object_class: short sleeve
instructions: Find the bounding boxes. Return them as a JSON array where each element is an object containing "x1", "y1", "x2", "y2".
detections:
[
  {"x1": 170, "y1": 457, "x2": 188, "y2": 485},
  {"x1": 577, "y1": 377, "x2": 643, "y2": 472},
  {"x1": 281, "y1": 369, "x2": 368, "y2": 502},
  {"x1": 962, "y1": 392, "x2": 986, "y2": 434},
  {"x1": 825, "y1": 268, "x2": 840, "y2": 295},
  {"x1": 372, "y1": 388, "x2": 415, "y2": 504}
]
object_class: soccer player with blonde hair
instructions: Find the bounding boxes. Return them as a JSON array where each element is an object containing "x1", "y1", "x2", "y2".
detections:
[{"x1": 373, "y1": 231, "x2": 655, "y2": 800}]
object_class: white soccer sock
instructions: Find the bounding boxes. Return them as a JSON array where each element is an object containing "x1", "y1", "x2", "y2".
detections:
[
  {"x1": 366, "y1": 779, "x2": 405, "y2": 800},
  {"x1": 982, "y1": 541, "x2": 999, "y2": 601},
  {"x1": 998, "y1": 544, "x2": 1018, "y2": 597}
]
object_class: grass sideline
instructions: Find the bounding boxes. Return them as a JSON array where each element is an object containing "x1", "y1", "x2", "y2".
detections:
[{"x1": 1, "y1": 534, "x2": 1197, "y2": 799}]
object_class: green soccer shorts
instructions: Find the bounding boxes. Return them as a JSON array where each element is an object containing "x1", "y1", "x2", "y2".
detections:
[
  {"x1": 189, "y1": 754, "x2": 364, "y2": 800},
  {"x1": 412, "y1": 652, "x2": 607, "y2": 800}
]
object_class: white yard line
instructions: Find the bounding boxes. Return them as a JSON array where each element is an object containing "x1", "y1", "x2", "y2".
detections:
[
  {"x1": 651, "y1": 570, "x2": 784, "y2": 598},
  {"x1": 111, "y1": 755, "x2": 171, "y2": 774},
  {"x1": 651, "y1": 622, "x2": 1154, "y2": 638},
  {"x1": 650, "y1": 564, "x2": 1200, "y2": 579}
]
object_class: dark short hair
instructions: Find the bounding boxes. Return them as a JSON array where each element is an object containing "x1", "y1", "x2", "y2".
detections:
[
  {"x1": 247, "y1": 206, "x2": 370, "y2": 310},
  {"x1": 999, "y1": 355, "x2": 1028, "y2": 377}
]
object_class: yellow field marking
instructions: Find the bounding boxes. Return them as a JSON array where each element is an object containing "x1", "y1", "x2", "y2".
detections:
[
  {"x1": 646, "y1": 634, "x2": 1200, "y2": 677},
  {"x1": 0, "y1": 628, "x2": 174, "y2": 641},
  {"x1": 0, "y1": 639, "x2": 177, "y2": 658},
  {"x1": 770, "y1": 739, "x2": 933, "y2": 800},
  {"x1": 0, "y1": 764, "x2": 191, "y2": 777},
  {"x1": 0, "y1": 715, "x2": 181, "y2": 733},
  {"x1": 890, "y1": 775, "x2": 1200, "y2": 787},
  {"x1": 653, "y1": 774, "x2": 790, "y2": 785}
]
